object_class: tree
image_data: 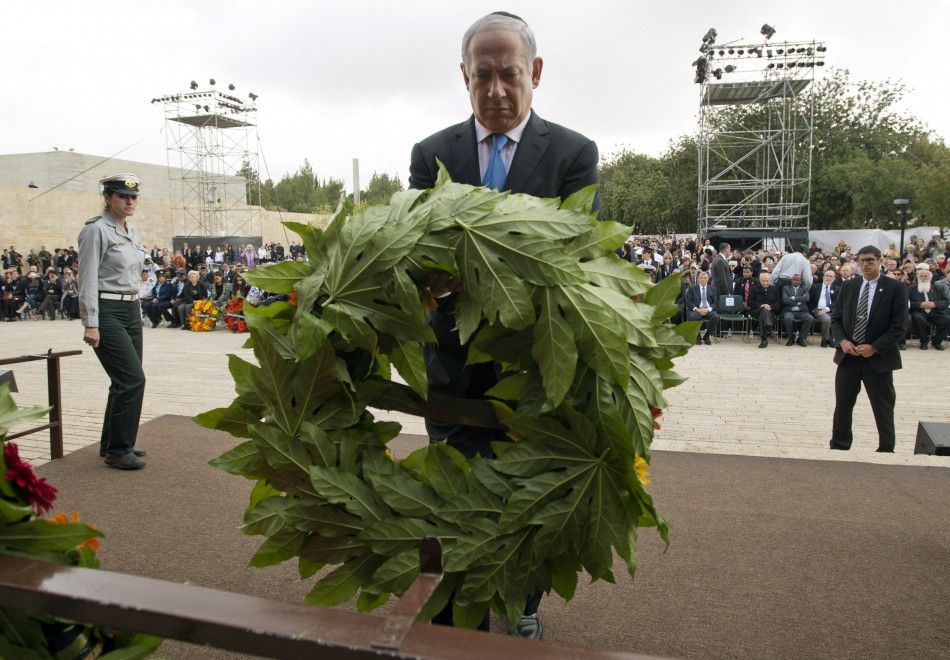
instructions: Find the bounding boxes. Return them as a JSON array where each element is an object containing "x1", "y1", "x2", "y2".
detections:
[{"x1": 361, "y1": 172, "x2": 404, "y2": 206}]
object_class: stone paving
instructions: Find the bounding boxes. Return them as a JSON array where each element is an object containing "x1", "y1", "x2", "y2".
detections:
[{"x1": 2, "y1": 318, "x2": 947, "y2": 468}]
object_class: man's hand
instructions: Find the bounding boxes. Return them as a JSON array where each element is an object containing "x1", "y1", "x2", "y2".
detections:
[
  {"x1": 854, "y1": 343, "x2": 877, "y2": 358},
  {"x1": 83, "y1": 327, "x2": 99, "y2": 348},
  {"x1": 816, "y1": 308, "x2": 828, "y2": 317},
  {"x1": 762, "y1": 304, "x2": 771, "y2": 311},
  {"x1": 839, "y1": 339, "x2": 857, "y2": 355},
  {"x1": 920, "y1": 300, "x2": 935, "y2": 310}
]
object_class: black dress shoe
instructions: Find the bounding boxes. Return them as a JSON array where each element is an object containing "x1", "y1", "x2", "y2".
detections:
[
  {"x1": 933, "y1": 344, "x2": 945, "y2": 351},
  {"x1": 785, "y1": 338, "x2": 795, "y2": 346},
  {"x1": 796, "y1": 338, "x2": 807, "y2": 347},
  {"x1": 696, "y1": 336, "x2": 702, "y2": 345},
  {"x1": 104, "y1": 453, "x2": 145, "y2": 470},
  {"x1": 920, "y1": 343, "x2": 928, "y2": 350},
  {"x1": 703, "y1": 335, "x2": 711, "y2": 345},
  {"x1": 758, "y1": 339, "x2": 768, "y2": 348},
  {"x1": 100, "y1": 447, "x2": 147, "y2": 457}
]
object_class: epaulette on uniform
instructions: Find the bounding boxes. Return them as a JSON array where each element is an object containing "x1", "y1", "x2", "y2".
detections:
[{"x1": 84, "y1": 215, "x2": 103, "y2": 225}]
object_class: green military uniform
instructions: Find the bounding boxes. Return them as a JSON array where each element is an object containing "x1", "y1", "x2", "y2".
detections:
[{"x1": 78, "y1": 174, "x2": 148, "y2": 466}]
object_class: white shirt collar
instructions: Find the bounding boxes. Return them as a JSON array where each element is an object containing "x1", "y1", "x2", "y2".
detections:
[{"x1": 474, "y1": 110, "x2": 532, "y2": 145}]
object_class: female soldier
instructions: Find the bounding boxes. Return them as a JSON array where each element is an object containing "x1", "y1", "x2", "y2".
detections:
[{"x1": 78, "y1": 174, "x2": 148, "y2": 469}]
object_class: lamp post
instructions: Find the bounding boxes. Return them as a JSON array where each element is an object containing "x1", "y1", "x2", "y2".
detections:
[{"x1": 894, "y1": 198, "x2": 909, "y2": 257}]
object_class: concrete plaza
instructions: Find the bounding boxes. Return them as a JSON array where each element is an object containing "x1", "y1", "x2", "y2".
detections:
[{"x1": 2, "y1": 318, "x2": 947, "y2": 467}]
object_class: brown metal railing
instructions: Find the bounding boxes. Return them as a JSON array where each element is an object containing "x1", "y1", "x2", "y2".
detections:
[
  {"x1": 0, "y1": 539, "x2": 643, "y2": 659},
  {"x1": 0, "y1": 349, "x2": 82, "y2": 459}
]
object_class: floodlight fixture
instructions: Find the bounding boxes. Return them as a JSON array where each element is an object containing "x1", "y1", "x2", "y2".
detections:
[
  {"x1": 248, "y1": 92, "x2": 258, "y2": 100},
  {"x1": 724, "y1": 65, "x2": 736, "y2": 73},
  {"x1": 190, "y1": 80, "x2": 198, "y2": 90},
  {"x1": 703, "y1": 28, "x2": 717, "y2": 44},
  {"x1": 761, "y1": 24, "x2": 776, "y2": 40},
  {"x1": 203, "y1": 105, "x2": 210, "y2": 112},
  {"x1": 228, "y1": 83, "x2": 235, "y2": 90},
  {"x1": 209, "y1": 78, "x2": 216, "y2": 86},
  {"x1": 713, "y1": 68, "x2": 723, "y2": 80},
  {"x1": 28, "y1": 182, "x2": 38, "y2": 189}
]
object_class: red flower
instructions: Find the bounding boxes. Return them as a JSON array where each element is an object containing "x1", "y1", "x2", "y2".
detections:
[
  {"x1": 288, "y1": 292, "x2": 298, "y2": 306},
  {"x1": 4, "y1": 442, "x2": 57, "y2": 514},
  {"x1": 650, "y1": 405, "x2": 663, "y2": 430}
]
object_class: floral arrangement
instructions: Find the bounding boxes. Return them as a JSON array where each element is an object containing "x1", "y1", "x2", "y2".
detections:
[
  {"x1": 0, "y1": 384, "x2": 162, "y2": 658},
  {"x1": 198, "y1": 169, "x2": 695, "y2": 627},
  {"x1": 189, "y1": 299, "x2": 221, "y2": 332},
  {"x1": 223, "y1": 298, "x2": 248, "y2": 333}
]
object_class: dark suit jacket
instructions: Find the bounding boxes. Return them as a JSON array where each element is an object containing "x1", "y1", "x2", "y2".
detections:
[
  {"x1": 831, "y1": 276, "x2": 909, "y2": 372},
  {"x1": 907, "y1": 283, "x2": 949, "y2": 316},
  {"x1": 749, "y1": 283, "x2": 781, "y2": 315},
  {"x1": 809, "y1": 281, "x2": 838, "y2": 314},
  {"x1": 409, "y1": 111, "x2": 599, "y2": 208},
  {"x1": 409, "y1": 110, "x2": 598, "y2": 456},
  {"x1": 709, "y1": 254, "x2": 732, "y2": 299},
  {"x1": 685, "y1": 284, "x2": 719, "y2": 313}
]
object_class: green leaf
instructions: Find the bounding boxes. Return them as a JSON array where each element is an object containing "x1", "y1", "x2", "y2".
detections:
[
  {"x1": 281, "y1": 501, "x2": 364, "y2": 536},
  {"x1": 249, "y1": 526, "x2": 304, "y2": 567},
  {"x1": 305, "y1": 553, "x2": 385, "y2": 607},
  {"x1": 0, "y1": 520, "x2": 103, "y2": 553},
  {"x1": 364, "y1": 464, "x2": 442, "y2": 518},
  {"x1": 0, "y1": 498, "x2": 34, "y2": 523},
  {"x1": 555, "y1": 286, "x2": 629, "y2": 389},
  {"x1": 358, "y1": 517, "x2": 456, "y2": 555},
  {"x1": 424, "y1": 442, "x2": 469, "y2": 501},
  {"x1": 245, "y1": 311, "x2": 296, "y2": 360},
  {"x1": 240, "y1": 496, "x2": 292, "y2": 536},
  {"x1": 194, "y1": 403, "x2": 260, "y2": 438},
  {"x1": 579, "y1": 256, "x2": 652, "y2": 296},
  {"x1": 0, "y1": 383, "x2": 49, "y2": 438},
  {"x1": 208, "y1": 441, "x2": 263, "y2": 477},
  {"x1": 532, "y1": 287, "x2": 577, "y2": 406},
  {"x1": 250, "y1": 424, "x2": 311, "y2": 475},
  {"x1": 309, "y1": 466, "x2": 389, "y2": 522},
  {"x1": 243, "y1": 260, "x2": 315, "y2": 294},
  {"x1": 645, "y1": 271, "x2": 682, "y2": 307},
  {"x1": 550, "y1": 560, "x2": 580, "y2": 601},
  {"x1": 388, "y1": 340, "x2": 427, "y2": 398},
  {"x1": 566, "y1": 221, "x2": 631, "y2": 259},
  {"x1": 367, "y1": 549, "x2": 419, "y2": 595},
  {"x1": 248, "y1": 479, "x2": 281, "y2": 507},
  {"x1": 357, "y1": 590, "x2": 390, "y2": 612},
  {"x1": 299, "y1": 533, "x2": 364, "y2": 564},
  {"x1": 560, "y1": 183, "x2": 599, "y2": 215}
]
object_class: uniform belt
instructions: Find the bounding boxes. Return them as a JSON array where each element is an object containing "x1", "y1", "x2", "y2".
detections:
[{"x1": 99, "y1": 292, "x2": 139, "y2": 301}]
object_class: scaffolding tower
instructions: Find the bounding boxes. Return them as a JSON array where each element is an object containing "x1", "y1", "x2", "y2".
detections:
[
  {"x1": 153, "y1": 81, "x2": 261, "y2": 238},
  {"x1": 694, "y1": 28, "x2": 826, "y2": 247}
]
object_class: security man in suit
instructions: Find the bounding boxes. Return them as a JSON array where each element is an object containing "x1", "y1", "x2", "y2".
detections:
[
  {"x1": 408, "y1": 11, "x2": 598, "y2": 639},
  {"x1": 830, "y1": 245, "x2": 909, "y2": 453},
  {"x1": 78, "y1": 174, "x2": 148, "y2": 469}
]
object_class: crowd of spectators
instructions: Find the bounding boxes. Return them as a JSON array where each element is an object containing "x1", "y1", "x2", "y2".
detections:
[
  {"x1": 618, "y1": 232, "x2": 950, "y2": 350},
  {"x1": 1, "y1": 241, "x2": 305, "y2": 327}
]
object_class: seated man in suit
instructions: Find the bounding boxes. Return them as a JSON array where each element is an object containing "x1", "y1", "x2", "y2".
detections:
[
  {"x1": 809, "y1": 269, "x2": 838, "y2": 347},
  {"x1": 749, "y1": 271, "x2": 781, "y2": 348},
  {"x1": 685, "y1": 270, "x2": 720, "y2": 345},
  {"x1": 782, "y1": 273, "x2": 814, "y2": 346},
  {"x1": 147, "y1": 272, "x2": 174, "y2": 328},
  {"x1": 408, "y1": 11, "x2": 598, "y2": 639},
  {"x1": 734, "y1": 264, "x2": 756, "y2": 313},
  {"x1": 908, "y1": 264, "x2": 948, "y2": 350}
]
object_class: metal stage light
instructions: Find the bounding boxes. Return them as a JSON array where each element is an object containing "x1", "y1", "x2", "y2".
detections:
[
  {"x1": 209, "y1": 78, "x2": 216, "y2": 86},
  {"x1": 248, "y1": 92, "x2": 258, "y2": 101},
  {"x1": 761, "y1": 24, "x2": 776, "y2": 40},
  {"x1": 190, "y1": 80, "x2": 198, "y2": 90},
  {"x1": 228, "y1": 84, "x2": 235, "y2": 90},
  {"x1": 724, "y1": 65, "x2": 736, "y2": 73},
  {"x1": 713, "y1": 68, "x2": 723, "y2": 80},
  {"x1": 703, "y1": 28, "x2": 717, "y2": 44}
]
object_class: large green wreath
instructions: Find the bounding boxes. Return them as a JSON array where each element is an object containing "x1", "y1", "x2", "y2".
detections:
[{"x1": 196, "y1": 165, "x2": 696, "y2": 627}]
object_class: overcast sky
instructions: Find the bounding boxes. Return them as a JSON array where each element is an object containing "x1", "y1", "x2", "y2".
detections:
[{"x1": 1, "y1": 0, "x2": 946, "y2": 193}]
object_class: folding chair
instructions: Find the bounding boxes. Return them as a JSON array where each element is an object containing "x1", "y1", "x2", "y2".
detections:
[{"x1": 717, "y1": 294, "x2": 748, "y2": 339}]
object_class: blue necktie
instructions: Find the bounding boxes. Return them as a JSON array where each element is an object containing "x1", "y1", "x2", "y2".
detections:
[{"x1": 482, "y1": 133, "x2": 509, "y2": 191}]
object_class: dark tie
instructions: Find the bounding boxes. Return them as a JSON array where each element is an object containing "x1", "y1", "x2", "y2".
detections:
[
  {"x1": 853, "y1": 283, "x2": 869, "y2": 343},
  {"x1": 482, "y1": 134, "x2": 509, "y2": 191}
]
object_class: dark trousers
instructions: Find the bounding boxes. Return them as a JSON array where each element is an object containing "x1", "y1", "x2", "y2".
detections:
[
  {"x1": 94, "y1": 299, "x2": 146, "y2": 456},
  {"x1": 686, "y1": 310, "x2": 720, "y2": 337},
  {"x1": 782, "y1": 310, "x2": 814, "y2": 339},
  {"x1": 755, "y1": 308, "x2": 774, "y2": 337},
  {"x1": 831, "y1": 356, "x2": 896, "y2": 452},
  {"x1": 910, "y1": 312, "x2": 949, "y2": 346}
]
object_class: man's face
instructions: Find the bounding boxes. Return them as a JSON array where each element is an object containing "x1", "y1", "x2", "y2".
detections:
[
  {"x1": 697, "y1": 272, "x2": 709, "y2": 285},
  {"x1": 743, "y1": 268, "x2": 753, "y2": 279},
  {"x1": 840, "y1": 263, "x2": 852, "y2": 277},
  {"x1": 462, "y1": 28, "x2": 542, "y2": 133},
  {"x1": 823, "y1": 270, "x2": 836, "y2": 285},
  {"x1": 759, "y1": 273, "x2": 771, "y2": 287},
  {"x1": 791, "y1": 274, "x2": 802, "y2": 286},
  {"x1": 856, "y1": 252, "x2": 881, "y2": 279},
  {"x1": 916, "y1": 269, "x2": 932, "y2": 284}
]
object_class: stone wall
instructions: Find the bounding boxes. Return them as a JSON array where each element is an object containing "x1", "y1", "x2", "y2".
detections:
[{"x1": 0, "y1": 187, "x2": 327, "y2": 252}]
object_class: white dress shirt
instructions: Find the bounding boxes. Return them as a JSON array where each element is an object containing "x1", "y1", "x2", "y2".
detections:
[
  {"x1": 859, "y1": 275, "x2": 881, "y2": 316},
  {"x1": 474, "y1": 112, "x2": 532, "y2": 181}
]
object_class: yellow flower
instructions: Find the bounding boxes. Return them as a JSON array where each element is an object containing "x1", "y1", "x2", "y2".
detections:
[{"x1": 634, "y1": 455, "x2": 651, "y2": 487}]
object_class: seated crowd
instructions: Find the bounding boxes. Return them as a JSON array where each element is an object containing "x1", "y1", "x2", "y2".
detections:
[
  {"x1": 619, "y1": 232, "x2": 950, "y2": 350},
  {"x1": 1, "y1": 240, "x2": 306, "y2": 327}
]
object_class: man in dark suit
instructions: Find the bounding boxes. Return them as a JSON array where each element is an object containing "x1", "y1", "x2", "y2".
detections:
[
  {"x1": 907, "y1": 264, "x2": 948, "y2": 350},
  {"x1": 781, "y1": 273, "x2": 814, "y2": 346},
  {"x1": 830, "y1": 246, "x2": 909, "y2": 453},
  {"x1": 749, "y1": 271, "x2": 781, "y2": 348},
  {"x1": 408, "y1": 11, "x2": 598, "y2": 639},
  {"x1": 809, "y1": 269, "x2": 838, "y2": 347},
  {"x1": 709, "y1": 243, "x2": 732, "y2": 299},
  {"x1": 685, "y1": 270, "x2": 720, "y2": 345}
]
